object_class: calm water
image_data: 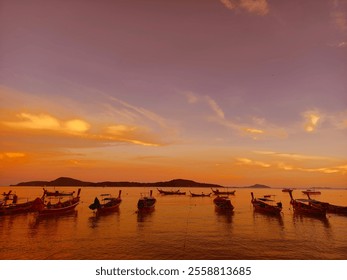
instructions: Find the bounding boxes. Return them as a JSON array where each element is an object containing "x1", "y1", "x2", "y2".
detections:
[{"x1": 0, "y1": 186, "x2": 346, "y2": 260}]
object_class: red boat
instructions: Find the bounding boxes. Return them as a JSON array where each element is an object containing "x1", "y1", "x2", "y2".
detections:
[
  {"x1": 213, "y1": 196, "x2": 234, "y2": 211},
  {"x1": 305, "y1": 193, "x2": 347, "y2": 215},
  {"x1": 288, "y1": 190, "x2": 325, "y2": 216},
  {"x1": 251, "y1": 192, "x2": 282, "y2": 215},
  {"x1": 137, "y1": 190, "x2": 156, "y2": 211},
  {"x1": 38, "y1": 188, "x2": 81, "y2": 216},
  {"x1": 89, "y1": 190, "x2": 122, "y2": 214},
  {"x1": 0, "y1": 191, "x2": 42, "y2": 215}
]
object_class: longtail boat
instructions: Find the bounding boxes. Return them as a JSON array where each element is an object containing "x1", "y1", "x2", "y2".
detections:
[
  {"x1": 89, "y1": 190, "x2": 122, "y2": 214},
  {"x1": 251, "y1": 192, "x2": 282, "y2": 215},
  {"x1": 213, "y1": 196, "x2": 234, "y2": 211},
  {"x1": 137, "y1": 190, "x2": 156, "y2": 211},
  {"x1": 211, "y1": 188, "x2": 236, "y2": 195},
  {"x1": 302, "y1": 189, "x2": 321, "y2": 195},
  {"x1": 0, "y1": 191, "x2": 42, "y2": 215},
  {"x1": 42, "y1": 188, "x2": 75, "y2": 197},
  {"x1": 282, "y1": 188, "x2": 293, "y2": 192},
  {"x1": 37, "y1": 188, "x2": 81, "y2": 216},
  {"x1": 288, "y1": 190, "x2": 325, "y2": 216},
  {"x1": 157, "y1": 188, "x2": 186, "y2": 195},
  {"x1": 305, "y1": 193, "x2": 347, "y2": 215},
  {"x1": 189, "y1": 191, "x2": 211, "y2": 197}
]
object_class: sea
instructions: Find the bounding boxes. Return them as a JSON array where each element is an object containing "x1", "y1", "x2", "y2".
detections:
[{"x1": 0, "y1": 186, "x2": 346, "y2": 260}]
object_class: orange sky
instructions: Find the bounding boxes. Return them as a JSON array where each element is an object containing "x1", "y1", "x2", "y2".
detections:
[{"x1": 1, "y1": 0, "x2": 346, "y2": 187}]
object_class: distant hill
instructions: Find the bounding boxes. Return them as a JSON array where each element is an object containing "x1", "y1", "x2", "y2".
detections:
[
  {"x1": 13, "y1": 177, "x2": 225, "y2": 188},
  {"x1": 13, "y1": 177, "x2": 275, "y2": 189},
  {"x1": 241, "y1": 184, "x2": 271, "y2": 189},
  {"x1": 14, "y1": 177, "x2": 92, "y2": 187}
]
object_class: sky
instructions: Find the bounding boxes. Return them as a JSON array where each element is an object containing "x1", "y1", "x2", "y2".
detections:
[{"x1": 0, "y1": 0, "x2": 346, "y2": 187}]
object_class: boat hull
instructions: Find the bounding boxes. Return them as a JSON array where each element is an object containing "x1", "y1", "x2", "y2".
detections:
[
  {"x1": 252, "y1": 202, "x2": 282, "y2": 215},
  {"x1": 0, "y1": 198, "x2": 42, "y2": 216},
  {"x1": 96, "y1": 200, "x2": 121, "y2": 214},
  {"x1": 211, "y1": 188, "x2": 236, "y2": 195},
  {"x1": 291, "y1": 200, "x2": 326, "y2": 216},
  {"x1": 137, "y1": 198, "x2": 156, "y2": 211},
  {"x1": 190, "y1": 191, "x2": 211, "y2": 197},
  {"x1": 157, "y1": 188, "x2": 186, "y2": 195},
  {"x1": 38, "y1": 200, "x2": 80, "y2": 216}
]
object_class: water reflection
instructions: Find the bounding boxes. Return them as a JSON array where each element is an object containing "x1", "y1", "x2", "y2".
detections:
[
  {"x1": 0, "y1": 213, "x2": 32, "y2": 232},
  {"x1": 88, "y1": 210, "x2": 120, "y2": 228},
  {"x1": 214, "y1": 209, "x2": 234, "y2": 224},
  {"x1": 29, "y1": 211, "x2": 78, "y2": 237},
  {"x1": 252, "y1": 211, "x2": 284, "y2": 228},
  {"x1": 292, "y1": 213, "x2": 330, "y2": 229},
  {"x1": 137, "y1": 209, "x2": 154, "y2": 223}
]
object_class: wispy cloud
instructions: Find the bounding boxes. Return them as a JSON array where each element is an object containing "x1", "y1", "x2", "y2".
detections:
[
  {"x1": 252, "y1": 150, "x2": 347, "y2": 175},
  {"x1": 337, "y1": 41, "x2": 347, "y2": 47},
  {"x1": 204, "y1": 95, "x2": 287, "y2": 139},
  {"x1": 183, "y1": 91, "x2": 199, "y2": 104},
  {"x1": 108, "y1": 96, "x2": 169, "y2": 129},
  {"x1": 0, "y1": 152, "x2": 26, "y2": 160},
  {"x1": 205, "y1": 96, "x2": 225, "y2": 119},
  {"x1": 254, "y1": 150, "x2": 333, "y2": 161},
  {"x1": 236, "y1": 157, "x2": 271, "y2": 167},
  {"x1": 220, "y1": 0, "x2": 269, "y2": 16},
  {"x1": 236, "y1": 154, "x2": 346, "y2": 175},
  {"x1": 277, "y1": 163, "x2": 342, "y2": 174}
]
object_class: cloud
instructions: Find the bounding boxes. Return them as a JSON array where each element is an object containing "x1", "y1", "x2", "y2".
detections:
[
  {"x1": 254, "y1": 150, "x2": 347, "y2": 175},
  {"x1": 183, "y1": 91, "x2": 199, "y2": 104},
  {"x1": 331, "y1": 0, "x2": 347, "y2": 32},
  {"x1": 64, "y1": 119, "x2": 90, "y2": 133},
  {"x1": 4, "y1": 113, "x2": 90, "y2": 134},
  {"x1": 254, "y1": 150, "x2": 333, "y2": 161},
  {"x1": 220, "y1": 0, "x2": 269, "y2": 16},
  {"x1": 0, "y1": 152, "x2": 26, "y2": 160},
  {"x1": 236, "y1": 157, "x2": 271, "y2": 167},
  {"x1": 332, "y1": 11, "x2": 347, "y2": 32},
  {"x1": 203, "y1": 95, "x2": 287, "y2": 139},
  {"x1": 2, "y1": 112, "x2": 165, "y2": 147},
  {"x1": 108, "y1": 96, "x2": 169, "y2": 129},
  {"x1": 205, "y1": 96, "x2": 225, "y2": 119},
  {"x1": 105, "y1": 125, "x2": 161, "y2": 147},
  {"x1": 302, "y1": 110, "x2": 322, "y2": 132}
]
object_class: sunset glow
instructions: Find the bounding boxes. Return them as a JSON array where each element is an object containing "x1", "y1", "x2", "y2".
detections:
[{"x1": 0, "y1": 0, "x2": 346, "y2": 187}]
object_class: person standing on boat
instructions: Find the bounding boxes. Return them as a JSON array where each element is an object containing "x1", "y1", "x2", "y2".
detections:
[{"x1": 94, "y1": 197, "x2": 101, "y2": 208}]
